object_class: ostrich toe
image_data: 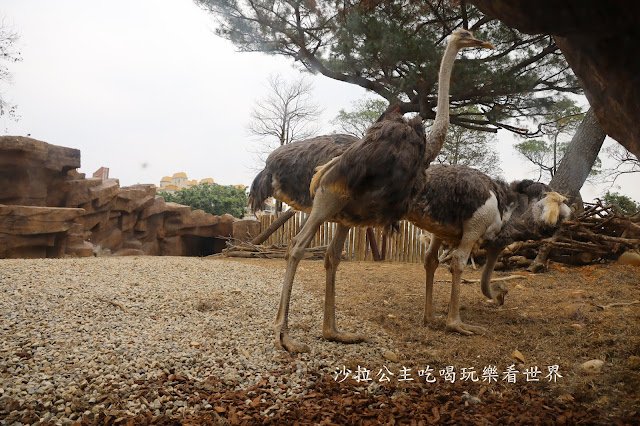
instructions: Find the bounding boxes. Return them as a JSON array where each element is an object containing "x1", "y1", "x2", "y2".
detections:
[
  {"x1": 323, "y1": 329, "x2": 366, "y2": 344},
  {"x1": 446, "y1": 320, "x2": 487, "y2": 336},
  {"x1": 274, "y1": 324, "x2": 310, "y2": 353}
]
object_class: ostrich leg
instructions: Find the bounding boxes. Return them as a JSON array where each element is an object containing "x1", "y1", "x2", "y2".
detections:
[
  {"x1": 423, "y1": 235, "x2": 442, "y2": 325},
  {"x1": 480, "y1": 246, "x2": 508, "y2": 305},
  {"x1": 322, "y1": 224, "x2": 365, "y2": 343},
  {"x1": 446, "y1": 234, "x2": 488, "y2": 336},
  {"x1": 274, "y1": 188, "x2": 346, "y2": 352}
]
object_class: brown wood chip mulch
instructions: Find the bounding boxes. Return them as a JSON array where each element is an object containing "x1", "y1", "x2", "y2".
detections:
[{"x1": 5, "y1": 373, "x2": 636, "y2": 425}]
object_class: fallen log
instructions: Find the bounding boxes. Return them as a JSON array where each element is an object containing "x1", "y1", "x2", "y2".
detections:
[
  {"x1": 251, "y1": 209, "x2": 296, "y2": 245},
  {"x1": 222, "y1": 239, "x2": 329, "y2": 260}
]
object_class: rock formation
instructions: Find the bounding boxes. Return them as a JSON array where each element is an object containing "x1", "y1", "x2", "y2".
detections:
[
  {"x1": 0, "y1": 136, "x2": 259, "y2": 258},
  {"x1": 469, "y1": 0, "x2": 640, "y2": 158}
]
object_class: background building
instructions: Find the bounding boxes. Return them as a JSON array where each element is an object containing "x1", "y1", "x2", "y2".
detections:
[{"x1": 157, "y1": 172, "x2": 216, "y2": 194}]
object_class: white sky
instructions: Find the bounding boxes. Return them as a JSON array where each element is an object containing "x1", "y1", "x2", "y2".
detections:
[{"x1": 1, "y1": 0, "x2": 637, "y2": 202}]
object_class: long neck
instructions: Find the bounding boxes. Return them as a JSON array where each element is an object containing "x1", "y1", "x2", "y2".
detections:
[{"x1": 425, "y1": 41, "x2": 459, "y2": 163}]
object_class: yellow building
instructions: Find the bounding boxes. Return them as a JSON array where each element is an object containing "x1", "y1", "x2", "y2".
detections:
[
  {"x1": 157, "y1": 173, "x2": 190, "y2": 194},
  {"x1": 157, "y1": 173, "x2": 242, "y2": 195}
]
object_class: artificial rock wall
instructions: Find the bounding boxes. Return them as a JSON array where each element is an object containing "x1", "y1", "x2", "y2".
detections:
[{"x1": 0, "y1": 136, "x2": 260, "y2": 258}]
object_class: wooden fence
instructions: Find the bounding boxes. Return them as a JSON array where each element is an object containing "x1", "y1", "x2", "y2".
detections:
[{"x1": 258, "y1": 211, "x2": 427, "y2": 263}]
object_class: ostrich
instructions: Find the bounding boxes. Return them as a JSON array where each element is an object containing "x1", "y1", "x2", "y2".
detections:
[
  {"x1": 249, "y1": 134, "x2": 357, "y2": 214},
  {"x1": 266, "y1": 29, "x2": 494, "y2": 352},
  {"x1": 406, "y1": 164, "x2": 572, "y2": 335}
]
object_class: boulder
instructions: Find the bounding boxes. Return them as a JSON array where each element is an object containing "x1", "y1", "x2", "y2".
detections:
[
  {"x1": 217, "y1": 214, "x2": 236, "y2": 238},
  {"x1": 0, "y1": 204, "x2": 84, "y2": 258},
  {"x1": 160, "y1": 236, "x2": 187, "y2": 256},
  {"x1": 66, "y1": 241, "x2": 94, "y2": 257},
  {"x1": 114, "y1": 185, "x2": 156, "y2": 212},
  {"x1": 618, "y1": 251, "x2": 640, "y2": 267},
  {"x1": 120, "y1": 212, "x2": 139, "y2": 232},
  {"x1": 0, "y1": 136, "x2": 81, "y2": 206},
  {"x1": 0, "y1": 205, "x2": 85, "y2": 234},
  {"x1": 141, "y1": 197, "x2": 168, "y2": 219},
  {"x1": 64, "y1": 178, "x2": 103, "y2": 206},
  {"x1": 165, "y1": 208, "x2": 222, "y2": 238},
  {"x1": 0, "y1": 138, "x2": 256, "y2": 258},
  {"x1": 114, "y1": 248, "x2": 145, "y2": 256},
  {"x1": 232, "y1": 219, "x2": 261, "y2": 242},
  {"x1": 89, "y1": 179, "x2": 120, "y2": 208}
]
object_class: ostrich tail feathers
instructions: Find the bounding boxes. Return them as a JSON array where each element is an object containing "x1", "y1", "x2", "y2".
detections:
[{"x1": 310, "y1": 156, "x2": 345, "y2": 198}]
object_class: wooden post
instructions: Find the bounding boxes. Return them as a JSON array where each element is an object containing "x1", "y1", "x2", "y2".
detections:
[
  {"x1": 367, "y1": 227, "x2": 381, "y2": 261},
  {"x1": 381, "y1": 232, "x2": 387, "y2": 261}
]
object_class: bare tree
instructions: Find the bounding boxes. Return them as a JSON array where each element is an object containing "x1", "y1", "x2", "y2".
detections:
[
  {"x1": 248, "y1": 74, "x2": 323, "y2": 214},
  {"x1": 248, "y1": 74, "x2": 323, "y2": 154},
  {"x1": 0, "y1": 20, "x2": 21, "y2": 120},
  {"x1": 604, "y1": 143, "x2": 640, "y2": 184}
]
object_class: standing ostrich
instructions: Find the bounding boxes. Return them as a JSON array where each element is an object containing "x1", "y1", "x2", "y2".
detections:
[
  {"x1": 406, "y1": 164, "x2": 572, "y2": 335},
  {"x1": 269, "y1": 29, "x2": 494, "y2": 353}
]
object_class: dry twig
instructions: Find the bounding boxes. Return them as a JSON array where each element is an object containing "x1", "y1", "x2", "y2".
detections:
[
  {"x1": 591, "y1": 300, "x2": 640, "y2": 310},
  {"x1": 97, "y1": 297, "x2": 127, "y2": 313}
]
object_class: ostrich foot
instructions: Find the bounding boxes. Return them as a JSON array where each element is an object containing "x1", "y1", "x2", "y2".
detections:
[
  {"x1": 323, "y1": 329, "x2": 366, "y2": 344},
  {"x1": 274, "y1": 324, "x2": 310, "y2": 353},
  {"x1": 423, "y1": 312, "x2": 436, "y2": 326},
  {"x1": 446, "y1": 320, "x2": 487, "y2": 336}
]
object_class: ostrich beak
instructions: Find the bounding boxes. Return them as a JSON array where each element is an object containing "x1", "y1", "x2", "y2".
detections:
[{"x1": 464, "y1": 37, "x2": 495, "y2": 50}]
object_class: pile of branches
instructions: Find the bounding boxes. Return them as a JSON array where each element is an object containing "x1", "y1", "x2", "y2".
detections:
[
  {"x1": 221, "y1": 240, "x2": 328, "y2": 260},
  {"x1": 495, "y1": 200, "x2": 640, "y2": 269}
]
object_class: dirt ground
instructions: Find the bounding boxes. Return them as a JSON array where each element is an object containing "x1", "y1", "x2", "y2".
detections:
[
  {"x1": 218, "y1": 257, "x2": 640, "y2": 424},
  {"x1": 8, "y1": 257, "x2": 636, "y2": 425}
]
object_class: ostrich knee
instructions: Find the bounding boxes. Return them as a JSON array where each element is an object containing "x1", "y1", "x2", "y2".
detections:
[
  {"x1": 450, "y1": 252, "x2": 467, "y2": 277},
  {"x1": 324, "y1": 249, "x2": 340, "y2": 271},
  {"x1": 286, "y1": 236, "x2": 307, "y2": 264},
  {"x1": 424, "y1": 250, "x2": 439, "y2": 273}
]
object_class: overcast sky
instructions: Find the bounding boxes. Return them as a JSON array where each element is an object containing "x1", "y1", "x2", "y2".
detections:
[{"x1": 1, "y1": 0, "x2": 637, "y2": 202}]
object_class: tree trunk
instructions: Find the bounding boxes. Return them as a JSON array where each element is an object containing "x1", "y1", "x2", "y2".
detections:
[
  {"x1": 549, "y1": 108, "x2": 606, "y2": 212},
  {"x1": 531, "y1": 108, "x2": 606, "y2": 272}
]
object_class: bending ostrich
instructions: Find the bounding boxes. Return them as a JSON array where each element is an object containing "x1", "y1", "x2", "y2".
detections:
[
  {"x1": 267, "y1": 30, "x2": 494, "y2": 352},
  {"x1": 249, "y1": 134, "x2": 357, "y2": 214},
  {"x1": 406, "y1": 164, "x2": 572, "y2": 335}
]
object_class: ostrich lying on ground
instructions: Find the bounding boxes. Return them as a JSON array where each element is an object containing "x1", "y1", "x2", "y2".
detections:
[
  {"x1": 406, "y1": 164, "x2": 572, "y2": 335},
  {"x1": 255, "y1": 30, "x2": 494, "y2": 352}
]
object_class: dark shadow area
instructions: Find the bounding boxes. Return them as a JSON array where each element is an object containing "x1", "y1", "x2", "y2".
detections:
[{"x1": 181, "y1": 235, "x2": 225, "y2": 257}]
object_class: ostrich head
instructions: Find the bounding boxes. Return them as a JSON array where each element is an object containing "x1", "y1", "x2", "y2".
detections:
[
  {"x1": 532, "y1": 191, "x2": 572, "y2": 227},
  {"x1": 482, "y1": 187, "x2": 571, "y2": 305},
  {"x1": 449, "y1": 29, "x2": 495, "y2": 50}
]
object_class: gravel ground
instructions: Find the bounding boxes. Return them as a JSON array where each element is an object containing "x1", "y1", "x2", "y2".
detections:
[{"x1": 0, "y1": 257, "x2": 396, "y2": 424}]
